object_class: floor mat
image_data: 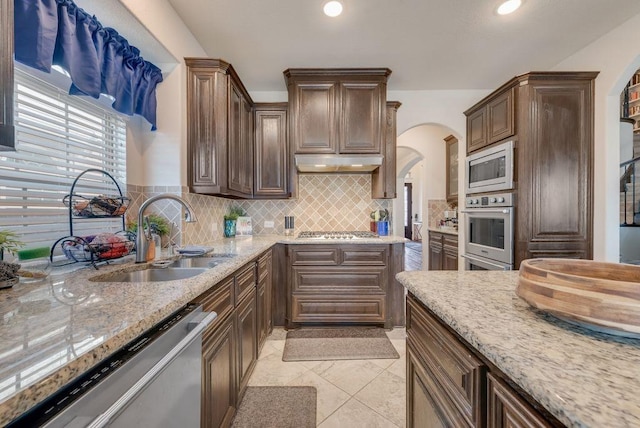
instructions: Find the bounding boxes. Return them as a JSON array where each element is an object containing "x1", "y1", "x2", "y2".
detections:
[
  {"x1": 231, "y1": 386, "x2": 316, "y2": 428},
  {"x1": 282, "y1": 327, "x2": 400, "y2": 361}
]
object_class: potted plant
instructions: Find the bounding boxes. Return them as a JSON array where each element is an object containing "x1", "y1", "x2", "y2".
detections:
[
  {"x1": 223, "y1": 206, "x2": 245, "y2": 238},
  {"x1": 0, "y1": 230, "x2": 24, "y2": 289},
  {"x1": 127, "y1": 214, "x2": 172, "y2": 257}
]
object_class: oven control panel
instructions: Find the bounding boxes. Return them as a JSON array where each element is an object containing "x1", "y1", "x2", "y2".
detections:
[{"x1": 466, "y1": 192, "x2": 513, "y2": 208}]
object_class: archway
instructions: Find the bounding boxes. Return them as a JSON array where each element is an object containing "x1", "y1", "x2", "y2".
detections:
[{"x1": 394, "y1": 123, "x2": 462, "y2": 270}]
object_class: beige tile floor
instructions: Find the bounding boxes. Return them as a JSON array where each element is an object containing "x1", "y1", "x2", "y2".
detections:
[{"x1": 248, "y1": 327, "x2": 407, "y2": 427}]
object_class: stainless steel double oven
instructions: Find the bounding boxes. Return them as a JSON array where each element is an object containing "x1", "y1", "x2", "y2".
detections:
[{"x1": 462, "y1": 140, "x2": 515, "y2": 270}]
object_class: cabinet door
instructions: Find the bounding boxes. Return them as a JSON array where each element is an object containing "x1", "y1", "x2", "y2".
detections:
[
  {"x1": 241, "y1": 97, "x2": 253, "y2": 195},
  {"x1": 407, "y1": 345, "x2": 473, "y2": 428},
  {"x1": 443, "y1": 234, "x2": 458, "y2": 271},
  {"x1": 516, "y1": 77, "x2": 594, "y2": 264},
  {"x1": 487, "y1": 89, "x2": 515, "y2": 144},
  {"x1": 443, "y1": 246, "x2": 458, "y2": 271},
  {"x1": 202, "y1": 314, "x2": 236, "y2": 428},
  {"x1": 372, "y1": 101, "x2": 400, "y2": 199},
  {"x1": 186, "y1": 62, "x2": 227, "y2": 194},
  {"x1": 236, "y1": 288, "x2": 257, "y2": 400},
  {"x1": 0, "y1": 0, "x2": 14, "y2": 150},
  {"x1": 429, "y1": 233, "x2": 443, "y2": 271},
  {"x1": 254, "y1": 105, "x2": 288, "y2": 198},
  {"x1": 228, "y1": 83, "x2": 253, "y2": 196},
  {"x1": 256, "y1": 281, "x2": 267, "y2": 351},
  {"x1": 291, "y1": 82, "x2": 338, "y2": 153},
  {"x1": 467, "y1": 108, "x2": 487, "y2": 153},
  {"x1": 445, "y1": 135, "x2": 459, "y2": 205},
  {"x1": 340, "y1": 81, "x2": 384, "y2": 153},
  {"x1": 487, "y1": 373, "x2": 550, "y2": 428}
]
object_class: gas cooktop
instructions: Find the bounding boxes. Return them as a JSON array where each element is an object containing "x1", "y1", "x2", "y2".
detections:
[{"x1": 296, "y1": 231, "x2": 380, "y2": 240}]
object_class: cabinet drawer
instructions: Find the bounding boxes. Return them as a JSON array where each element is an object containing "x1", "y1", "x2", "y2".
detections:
[
  {"x1": 291, "y1": 266, "x2": 387, "y2": 293},
  {"x1": 407, "y1": 295, "x2": 484, "y2": 427},
  {"x1": 235, "y1": 263, "x2": 256, "y2": 302},
  {"x1": 289, "y1": 247, "x2": 340, "y2": 265},
  {"x1": 429, "y1": 232, "x2": 443, "y2": 244},
  {"x1": 291, "y1": 295, "x2": 385, "y2": 323},
  {"x1": 443, "y1": 234, "x2": 458, "y2": 248},
  {"x1": 341, "y1": 247, "x2": 387, "y2": 265},
  {"x1": 195, "y1": 277, "x2": 234, "y2": 326}
]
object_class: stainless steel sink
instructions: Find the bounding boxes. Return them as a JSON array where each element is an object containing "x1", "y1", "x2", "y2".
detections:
[{"x1": 94, "y1": 267, "x2": 207, "y2": 283}]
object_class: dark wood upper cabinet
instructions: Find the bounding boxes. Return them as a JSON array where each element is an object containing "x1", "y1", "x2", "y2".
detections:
[
  {"x1": 340, "y1": 81, "x2": 385, "y2": 153},
  {"x1": 465, "y1": 87, "x2": 515, "y2": 154},
  {"x1": 185, "y1": 58, "x2": 253, "y2": 198},
  {"x1": 466, "y1": 108, "x2": 487, "y2": 153},
  {"x1": 284, "y1": 68, "x2": 391, "y2": 155},
  {"x1": 0, "y1": 0, "x2": 15, "y2": 151},
  {"x1": 289, "y1": 81, "x2": 338, "y2": 154},
  {"x1": 254, "y1": 103, "x2": 289, "y2": 198},
  {"x1": 444, "y1": 134, "x2": 458, "y2": 205},
  {"x1": 372, "y1": 101, "x2": 401, "y2": 199}
]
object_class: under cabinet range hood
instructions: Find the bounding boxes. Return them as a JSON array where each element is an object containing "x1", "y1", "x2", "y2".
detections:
[{"x1": 294, "y1": 154, "x2": 383, "y2": 172}]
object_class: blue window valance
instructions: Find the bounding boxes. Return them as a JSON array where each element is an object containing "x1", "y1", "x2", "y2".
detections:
[{"x1": 14, "y1": 0, "x2": 163, "y2": 130}]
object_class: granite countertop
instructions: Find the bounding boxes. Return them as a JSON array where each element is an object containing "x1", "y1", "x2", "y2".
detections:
[
  {"x1": 396, "y1": 270, "x2": 640, "y2": 428},
  {"x1": 0, "y1": 235, "x2": 406, "y2": 425},
  {"x1": 427, "y1": 226, "x2": 458, "y2": 235}
]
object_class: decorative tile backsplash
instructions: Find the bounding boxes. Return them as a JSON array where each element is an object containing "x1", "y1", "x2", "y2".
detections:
[
  {"x1": 128, "y1": 174, "x2": 393, "y2": 245},
  {"x1": 428, "y1": 199, "x2": 457, "y2": 227}
]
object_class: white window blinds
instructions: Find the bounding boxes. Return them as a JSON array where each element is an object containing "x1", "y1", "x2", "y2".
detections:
[{"x1": 0, "y1": 69, "x2": 127, "y2": 252}]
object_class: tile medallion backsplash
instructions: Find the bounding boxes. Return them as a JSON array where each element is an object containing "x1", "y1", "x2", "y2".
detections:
[{"x1": 128, "y1": 174, "x2": 393, "y2": 245}]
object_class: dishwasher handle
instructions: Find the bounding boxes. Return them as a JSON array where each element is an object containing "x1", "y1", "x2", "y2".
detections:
[{"x1": 85, "y1": 311, "x2": 217, "y2": 428}]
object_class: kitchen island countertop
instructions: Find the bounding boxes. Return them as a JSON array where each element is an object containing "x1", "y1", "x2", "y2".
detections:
[
  {"x1": 0, "y1": 234, "x2": 405, "y2": 425},
  {"x1": 396, "y1": 270, "x2": 640, "y2": 428}
]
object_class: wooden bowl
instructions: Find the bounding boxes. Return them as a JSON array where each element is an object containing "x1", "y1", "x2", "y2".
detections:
[{"x1": 517, "y1": 259, "x2": 640, "y2": 338}]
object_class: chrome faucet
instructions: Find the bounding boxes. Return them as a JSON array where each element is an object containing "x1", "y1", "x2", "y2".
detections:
[{"x1": 135, "y1": 194, "x2": 198, "y2": 263}]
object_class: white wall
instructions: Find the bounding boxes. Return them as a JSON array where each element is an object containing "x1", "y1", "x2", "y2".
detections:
[
  {"x1": 553, "y1": 12, "x2": 640, "y2": 262},
  {"x1": 119, "y1": 0, "x2": 207, "y2": 187}
]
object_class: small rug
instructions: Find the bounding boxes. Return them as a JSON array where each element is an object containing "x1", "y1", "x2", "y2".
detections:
[
  {"x1": 282, "y1": 327, "x2": 400, "y2": 361},
  {"x1": 231, "y1": 386, "x2": 316, "y2": 428}
]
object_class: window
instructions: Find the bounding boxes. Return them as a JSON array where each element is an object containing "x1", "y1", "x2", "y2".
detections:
[{"x1": 0, "y1": 68, "x2": 127, "y2": 253}]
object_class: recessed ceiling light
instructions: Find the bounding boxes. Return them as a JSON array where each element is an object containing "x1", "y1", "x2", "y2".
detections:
[
  {"x1": 323, "y1": 1, "x2": 343, "y2": 17},
  {"x1": 497, "y1": 0, "x2": 522, "y2": 15}
]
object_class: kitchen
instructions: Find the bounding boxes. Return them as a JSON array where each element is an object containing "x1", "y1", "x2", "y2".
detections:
[{"x1": 2, "y1": 0, "x2": 640, "y2": 427}]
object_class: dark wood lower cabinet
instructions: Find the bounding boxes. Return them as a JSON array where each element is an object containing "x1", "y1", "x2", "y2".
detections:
[
  {"x1": 286, "y1": 243, "x2": 405, "y2": 328},
  {"x1": 202, "y1": 313, "x2": 236, "y2": 428},
  {"x1": 429, "y1": 231, "x2": 458, "y2": 271},
  {"x1": 195, "y1": 249, "x2": 272, "y2": 428},
  {"x1": 407, "y1": 293, "x2": 560, "y2": 428},
  {"x1": 257, "y1": 250, "x2": 273, "y2": 350},
  {"x1": 236, "y1": 288, "x2": 257, "y2": 401}
]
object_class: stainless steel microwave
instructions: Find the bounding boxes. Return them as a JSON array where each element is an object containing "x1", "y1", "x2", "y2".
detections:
[{"x1": 466, "y1": 140, "x2": 514, "y2": 194}]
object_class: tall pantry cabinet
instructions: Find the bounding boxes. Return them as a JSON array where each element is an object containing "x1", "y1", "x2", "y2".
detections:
[{"x1": 465, "y1": 72, "x2": 598, "y2": 267}]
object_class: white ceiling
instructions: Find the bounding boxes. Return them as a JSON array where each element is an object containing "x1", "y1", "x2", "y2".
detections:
[{"x1": 167, "y1": 0, "x2": 640, "y2": 92}]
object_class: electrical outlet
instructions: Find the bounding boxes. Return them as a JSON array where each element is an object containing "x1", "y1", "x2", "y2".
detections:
[
  {"x1": 211, "y1": 223, "x2": 218, "y2": 232},
  {"x1": 264, "y1": 220, "x2": 274, "y2": 228}
]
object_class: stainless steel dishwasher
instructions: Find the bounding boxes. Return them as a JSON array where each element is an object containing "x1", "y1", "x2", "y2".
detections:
[{"x1": 9, "y1": 304, "x2": 216, "y2": 428}]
